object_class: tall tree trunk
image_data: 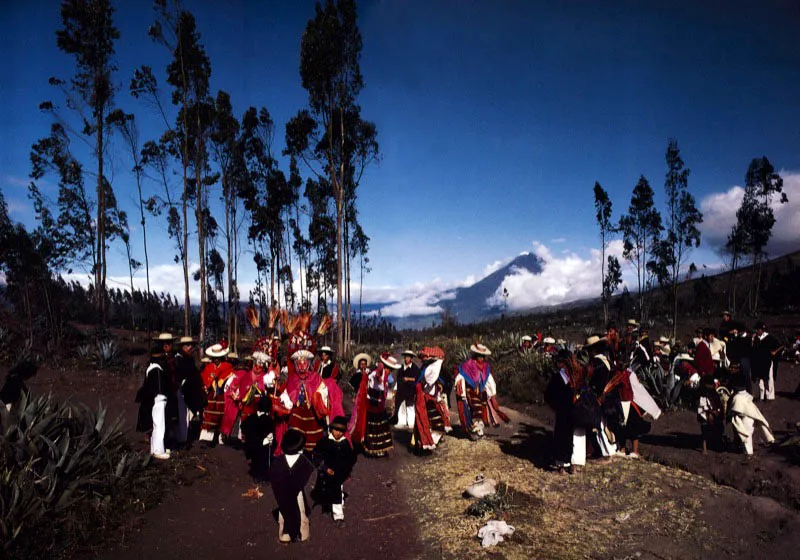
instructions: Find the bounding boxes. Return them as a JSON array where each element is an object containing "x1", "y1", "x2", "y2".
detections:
[
  {"x1": 96, "y1": 113, "x2": 106, "y2": 325},
  {"x1": 224, "y1": 175, "x2": 232, "y2": 344}
]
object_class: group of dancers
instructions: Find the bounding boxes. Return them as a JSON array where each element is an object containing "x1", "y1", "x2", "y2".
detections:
[{"x1": 135, "y1": 315, "x2": 511, "y2": 543}]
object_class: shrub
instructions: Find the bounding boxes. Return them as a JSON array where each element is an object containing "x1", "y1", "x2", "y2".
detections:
[
  {"x1": 0, "y1": 392, "x2": 149, "y2": 557},
  {"x1": 94, "y1": 339, "x2": 122, "y2": 368}
]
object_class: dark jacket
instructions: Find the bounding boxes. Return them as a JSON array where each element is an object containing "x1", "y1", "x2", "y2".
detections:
[
  {"x1": 312, "y1": 435, "x2": 356, "y2": 506},
  {"x1": 175, "y1": 352, "x2": 206, "y2": 413}
]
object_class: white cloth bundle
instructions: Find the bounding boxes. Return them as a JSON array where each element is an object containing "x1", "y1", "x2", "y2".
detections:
[{"x1": 478, "y1": 520, "x2": 515, "y2": 548}]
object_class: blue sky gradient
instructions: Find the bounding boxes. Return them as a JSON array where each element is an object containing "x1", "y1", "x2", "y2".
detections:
[{"x1": 2, "y1": 1, "x2": 799, "y2": 314}]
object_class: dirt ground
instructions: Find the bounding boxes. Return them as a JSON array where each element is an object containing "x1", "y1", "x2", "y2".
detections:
[
  {"x1": 23, "y1": 364, "x2": 424, "y2": 560},
  {"x1": 11, "y1": 358, "x2": 800, "y2": 559}
]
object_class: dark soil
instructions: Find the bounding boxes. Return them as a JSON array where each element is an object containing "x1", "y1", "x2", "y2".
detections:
[
  {"x1": 20, "y1": 364, "x2": 425, "y2": 560},
  {"x1": 9, "y1": 357, "x2": 800, "y2": 559},
  {"x1": 511, "y1": 361, "x2": 800, "y2": 559}
]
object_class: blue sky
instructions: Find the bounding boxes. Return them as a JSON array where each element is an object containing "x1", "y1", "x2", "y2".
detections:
[{"x1": 2, "y1": 0, "x2": 799, "y2": 315}]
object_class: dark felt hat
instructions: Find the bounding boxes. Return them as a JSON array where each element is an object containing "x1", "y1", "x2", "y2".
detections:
[
  {"x1": 329, "y1": 416, "x2": 348, "y2": 432},
  {"x1": 281, "y1": 429, "x2": 306, "y2": 454}
]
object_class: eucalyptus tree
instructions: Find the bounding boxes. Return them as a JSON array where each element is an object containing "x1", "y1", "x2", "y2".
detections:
[
  {"x1": 619, "y1": 176, "x2": 663, "y2": 322},
  {"x1": 209, "y1": 90, "x2": 241, "y2": 343},
  {"x1": 149, "y1": 3, "x2": 214, "y2": 339},
  {"x1": 661, "y1": 139, "x2": 702, "y2": 337},
  {"x1": 734, "y1": 157, "x2": 786, "y2": 314},
  {"x1": 593, "y1": 182, "x2": 614, "y2": 324},
  {"x1": 32, "y1": 0, "x2": 120, "y2": 324},
  {"x1": 285, "y1": 0, "x2": 380, "y2": 352}
]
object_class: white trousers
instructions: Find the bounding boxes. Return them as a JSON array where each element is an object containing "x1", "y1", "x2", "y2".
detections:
[
  {"x1": 278, "y1": 492, "x2": 310, "y2": 542},
  {"x1": 732, "y1": 414, "x2": 775, "y2": 455},
  {"x1": 758, "y1": 364, "x2": 775, "y2": 401},
  {"x1": 332, "y1": 485, "x2": 345, "y2": 520},
  {"x1": 596, "y1": 419, "x2": 617, "y2": 457},
  {"x1": 151, "y1": 395, "x2": 167, "y2": 455},
  {"x1": 572, "y1": 428, "x2": 586, "y2": 466},
  {"x1": 395, "y1": 401, "x2": 415, "y2": 430}
]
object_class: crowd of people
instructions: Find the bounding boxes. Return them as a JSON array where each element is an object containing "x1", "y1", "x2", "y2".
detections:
[
  {"x1": 131, "y1": 310, "x2": 795, "y2": 543},
  {"x1": 134, "y1": 317, "x2": 509, "y2": 543}
]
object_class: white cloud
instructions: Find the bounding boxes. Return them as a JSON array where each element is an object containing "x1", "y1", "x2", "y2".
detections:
[
  {"x1": 487, "y1": 240, "x2": 628, "y2": 310},
  {"x1": 700, "y1": 171, "x2": 800, "y2": 256},
  {"x1": 551, "y1": 237, "x2": 566, "y2": 243}
]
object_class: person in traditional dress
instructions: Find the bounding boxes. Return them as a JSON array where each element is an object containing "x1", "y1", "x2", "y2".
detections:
[
  {"x1": 221, "y1": 350, "x2": 267, "y2": 442},
  {"x1": 199, "y1": 342, "x2": 234, "y2": 443},
  {"x1": 349, "y1": 353, "x2": 396, "y2": 457},
  {"x1": 540, "y1": 336, "x2": 557, "y2": 357},
  {"x1": 718, "y1": 311, "x2": 734, "y2": 342},
  {"x1": 174, "y1": 336, "x2": 204, "y2": 447},
  {"x1": 519, "y1": 335, "x2": 533, "y2": 354},
  {"x1": 697, "y1": 375, "x2": 725, "y2": 455},
  {"x1": 316, "y1": 346, "x2": 345, "y2": 421},
  {"x1": 136, "y1": 347, "x2": 173, "y2": 460},
  {"x1": 751, "y1": 322, "x2": 783, "y2": 402},
  {"x1": 620, "y1": 319, "x2": 639, "y2": 365},
  {"x1": 585, "y1": 336, "x2": 619, "y2": 460},
  {"x1": 455, "y1": 343, "x2": 507, "y2": 439},
  {"x1": 269, "y1": 429, "x2": 316, "y2": 543},
  {"x1": 706, "y1": 329, "x2": 729, "y2": 369},
  {"x1": 241, "y1": 394, "x2": 275, "y2": 483},
  {"x1": 544, "y1": 350, "x2": 574, "y2": 473},
  {"x1": 605, "y1": 323, "x2": 620, "y2": 367},
  {"x1": 413, "y1": 346, "x2": 451, "y2": 452},
  {"x1": 349, "y1": 352, "x2": 371, "y2": 391},
  {"x1": 393, "y1": 350, "x2": 419, "y2": 431},
  {"x1": 312, "y1": 416, "x2": 356, "y2": 526},
  {"x1": 278, "y1": 349, "x2": 330, "y2": 453},
  {"x1": 694, "y1": 328, "x2": 715, "y2": 377},
  {"x1": 729, "y1": 383, "x2": 775, "y2": 456}
]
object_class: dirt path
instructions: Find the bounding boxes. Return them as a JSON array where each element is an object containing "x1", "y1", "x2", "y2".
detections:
[{"x1": 23, "y1": 367, "x2": 424, "y2": 560}]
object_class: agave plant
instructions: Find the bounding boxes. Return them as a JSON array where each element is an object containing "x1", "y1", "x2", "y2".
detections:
[
  {"x1": 0, "y1": 392, "x2": 149, "y2": 553},
  {"x1": 94, "y1": 340, "x2": 122, "y2": 368},
  {"x1": 76, "y1": 344, "x2": 92, "y2": 361}
]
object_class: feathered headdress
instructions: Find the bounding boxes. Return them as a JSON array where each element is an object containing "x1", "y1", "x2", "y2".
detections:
[
  {"x1": 316, "y1": 315, "x2": 333, "y2": 335},
  {"x1": 245, "y1": 306, "x2": 259, "y2": 329}
]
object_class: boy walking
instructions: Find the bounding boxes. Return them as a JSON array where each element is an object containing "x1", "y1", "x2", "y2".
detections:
[{"x1": 312, "y1": 416, "x2": 356, "y2": 525}]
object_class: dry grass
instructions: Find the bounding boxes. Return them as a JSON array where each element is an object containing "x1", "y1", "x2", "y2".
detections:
[{"x1": 399, "y1": 427, "x2": 720, "y2": 559}]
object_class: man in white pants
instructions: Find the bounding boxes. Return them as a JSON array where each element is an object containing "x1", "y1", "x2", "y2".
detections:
[
  {"x1": 144, "y1": 352, "x2": 172, "y2": 460},
  {"x1": 730, "y1": 388, "x2": 775, "y2": 455},
  {"x1": 752, "y1": 322, "x2": 783, "y2": 402}
]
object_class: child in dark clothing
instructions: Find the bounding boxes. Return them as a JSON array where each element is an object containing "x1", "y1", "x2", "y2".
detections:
[
  {"x1": 269, "y1": 429, "x2": 316, "y2": 543},
  {"x1": 241, "y1": 395, "x2": 275, "y2": 483},
  {"x1": 697, "y1": 375, "x2": 725, "y2": 454},
  {"x1": 312, "y1": 416, "x2": 356, "y2": 525}
]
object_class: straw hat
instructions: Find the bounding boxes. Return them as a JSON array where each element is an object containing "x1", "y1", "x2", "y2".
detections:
[
  {"x1": 401, "y1": 349, "x2": 417, "y2": 357},
  {"x1": 585, "y1": 335, "x2": 602, "y2": 347},
  {"x1": 470, "y1": 343, "x2": 491, "y2": 356},
  {"x1": 626, "y1": 319, "x2": 639, "y2": 327},
  {"x1": 380, "y1": 354, "x2": 401, "y2": 370},
  {"x1": 228, "y1": 352, "x2": 239, "y2": 360},
  {"x1": 291, "y1": 349, "x2": 314, "y2": 361},
  {"x1": 352, "y1": 353, "x2": 372, "y2": 369},
  {"x1": 676, "y1": 353, "x2": 693, "y2": 361},
  {"x1": 660, "y1": 344, "x2": 672, "y2": 355},
  {"x1": 542, "y1": 337, "x2": 556, "y2": 345},
  {"x1": 318, "y1": 346, "x2": 334, "y2": 355},
  {"x1": 521, "y1": 335, "x2": 533, "y2": 342},
  {"x1": 153, "y1": 333, "x2": 175, "y2": 342},
  {"x1": 200, "y1": 356, "x2": 211, "y2": 363},
  {"x1": 177, "y1": 336, "x2": 195, "y2": 345},
  {"x1": 205, "y1": 343, "x2": 229, "y2": 358}
]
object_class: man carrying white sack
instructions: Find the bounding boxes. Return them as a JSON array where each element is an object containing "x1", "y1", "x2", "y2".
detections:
[{"x1": 729, "y1": 384, "x2": 775, "y2": 456}]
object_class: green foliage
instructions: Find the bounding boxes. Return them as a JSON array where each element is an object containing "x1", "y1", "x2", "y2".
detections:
[{"x1": 0, "y1": 392, "x2": 149, "y2": 556}]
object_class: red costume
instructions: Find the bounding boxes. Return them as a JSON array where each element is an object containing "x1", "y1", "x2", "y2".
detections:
[{"x1": 200, "y1": 360, "x2": 234, "y2": 437}]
